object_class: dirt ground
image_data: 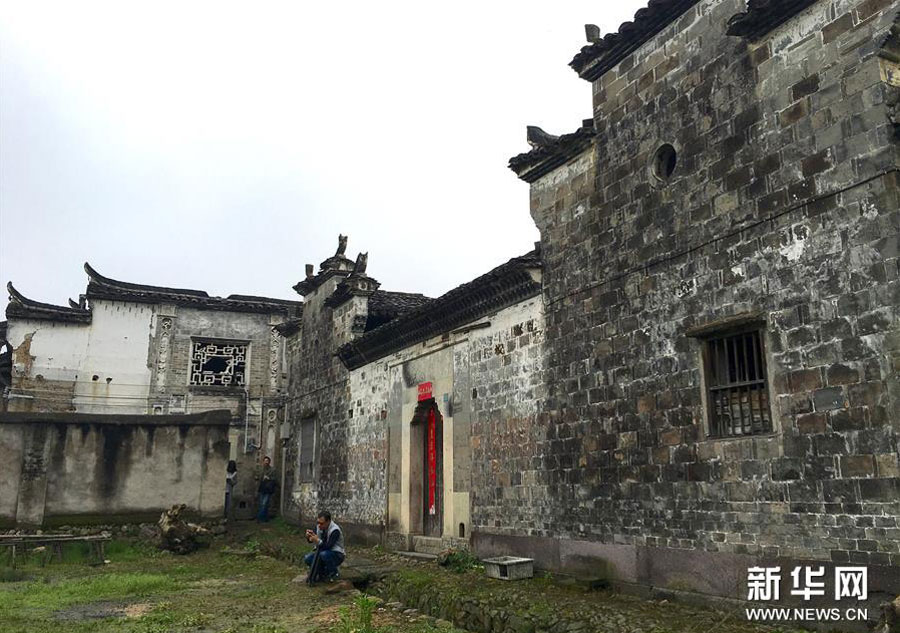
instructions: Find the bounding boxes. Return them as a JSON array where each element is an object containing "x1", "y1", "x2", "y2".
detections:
[
  {"x1": 0, "y1": 521, "x2": 818, "y2": 633},
  {"x1": 0, "y1": 523, "x2": 460, "y2": 633}
]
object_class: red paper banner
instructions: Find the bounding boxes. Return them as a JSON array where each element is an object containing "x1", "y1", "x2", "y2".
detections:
[
  {"x1": 427, "y1": 407, "x2": 436, "y2": 515},
  {"x1": 418, "y1": 382, "x2": 433, "y2": 402}
]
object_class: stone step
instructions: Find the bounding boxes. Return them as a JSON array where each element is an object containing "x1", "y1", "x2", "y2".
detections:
[
  {"x1": 411, "y1": 535, "x2": 444, "y2": 555},
  {"x1": 396, "y1": 550, "x2": 437, "y2": 561}
]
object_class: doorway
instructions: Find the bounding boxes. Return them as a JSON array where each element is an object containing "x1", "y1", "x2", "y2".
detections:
[
  {"x1": 410, "y1": 399, "x2": 443, "y2": 537},
  {"x1": 422, "y1": 402, "x2": 443, "y2": 537}
]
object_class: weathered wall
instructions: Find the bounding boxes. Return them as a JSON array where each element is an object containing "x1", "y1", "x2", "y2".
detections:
[
  {"x1": 468, "y1": 298, "x2": 546, "y2": 535},
  {"x1": 147, "y1": 303, "x2": 287, "y2": 514},
  {"x1": 6, "y1": 301, "x2": 152, "y2": 413},
  {"x1": 342, "y1": 295, "x2": 543, "y2": 545},
  {"x1": 284, "y1": 260, "x2": 545, "y2": 547},
  {"x1": 493, "y1": 0, "x2": 900, "y2": 604},
  {"x1": 4, "y1": 296, "x2": 291, "y2": 519},
  {"x1": 0, "y1": 410, "x2": 230, "y2": 527},
  {"x1": 285, "y1": 275, "x2": 357, "y2": 528}
]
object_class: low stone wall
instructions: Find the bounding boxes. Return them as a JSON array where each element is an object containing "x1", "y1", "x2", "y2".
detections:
[
  {"x1": 0, "y1": 410, "x2": 231, "y2": 527},
  {"x1": 372, "y1": 571, "x2": 620, "y2": 633}
]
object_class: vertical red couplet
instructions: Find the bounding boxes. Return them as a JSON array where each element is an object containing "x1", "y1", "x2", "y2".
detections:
[{"x1": 427, "y1": 407, "x2": 436, "y2": 515}]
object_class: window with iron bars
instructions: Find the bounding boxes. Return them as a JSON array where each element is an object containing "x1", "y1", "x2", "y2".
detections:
[
  {"x1": 703, "y1": 328, "x2": 772, "y2": 437},
  {"x1": 298, "y1": 416, "x2": 316, "y2": 483}
]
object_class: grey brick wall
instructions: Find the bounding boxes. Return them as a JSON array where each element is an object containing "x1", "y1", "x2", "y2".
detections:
[{"x1": 500, "y1": 0, "x2": 899, "y2": 568}]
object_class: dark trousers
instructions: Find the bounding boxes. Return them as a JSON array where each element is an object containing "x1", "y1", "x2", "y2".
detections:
[
  {"x1": 225, "y1": 488, "x2": 235, "y2": 520},
  {"x1": 304, "y1": 549, "x2": 344, "y2": 580},
  {"x1": 257, "y1": 492, "x2": 272, "y2": 522}
]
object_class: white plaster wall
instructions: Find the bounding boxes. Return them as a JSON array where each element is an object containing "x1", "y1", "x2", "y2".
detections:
[
  {"x1": 75, "y1": 300, "x2": 155, "y2": 413},
  {"x1": 5, "y1": 302, "x2": 154, "y2": 413},
  {"x1": 6, "y1": 318, "x2": 91, "y2": 383}
]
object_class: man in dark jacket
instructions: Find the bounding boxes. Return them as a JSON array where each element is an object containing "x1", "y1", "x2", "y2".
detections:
[
  {"x1": 303, "y1": 510, "x2": 345, "y2": 582},
  {"x1": 256, "y1": 456, "x2": 277, "y2": 522}
]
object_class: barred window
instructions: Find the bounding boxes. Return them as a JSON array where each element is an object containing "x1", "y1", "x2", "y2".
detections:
[
  {"x1": 298, "y1": 416, "x2": 316, "y2": 483},
  {"x1": 703, "y1": 328, "x2": 771, "y2": 437},
  {"x1": 190, "y1": 339, "x2": 247, "y2": 387}
]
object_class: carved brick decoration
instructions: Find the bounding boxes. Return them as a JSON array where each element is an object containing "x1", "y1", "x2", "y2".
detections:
[
  {"x1": 269, "y1": 328, "x2": 280, "y2": 390},
  {"x1": 156, "y1": 317, "x2": 173, "y2": 393}
]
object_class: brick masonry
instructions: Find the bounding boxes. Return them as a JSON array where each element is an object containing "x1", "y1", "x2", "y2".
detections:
[
  {"x1": 497, "y1": 0, "x2": 898, "y2": 581},
  {"x1": 276, "y1": 0, "x2": 900, "y2": 614}
]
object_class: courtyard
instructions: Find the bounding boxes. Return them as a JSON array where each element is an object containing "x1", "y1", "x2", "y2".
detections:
[{"x1": 0, "y1": 522, "x2": 809, "y2": 633}]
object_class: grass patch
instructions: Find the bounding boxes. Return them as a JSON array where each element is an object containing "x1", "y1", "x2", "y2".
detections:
[
  {"x1": 0, "y1": 569, "x2": 29, "y2": 583},
  {"x1": 437, "y1": 549, "x2": 481, "y2": 573},
  {"x1": 0, "y1": 572, "x2": 176, "y2": 612}
]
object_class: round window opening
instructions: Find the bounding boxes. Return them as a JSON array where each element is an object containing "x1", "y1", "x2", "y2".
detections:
[{"x1": 653, "y1": 143, "x2": 677, "y2": 182}]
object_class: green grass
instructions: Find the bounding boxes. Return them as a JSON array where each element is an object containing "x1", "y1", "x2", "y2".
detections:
[
  {"x1": 0, "y1": 572, "x2": 176, "y2": 612},
  {"x1": 0, "y1": 535, "x2": 453, "y2": 633}
]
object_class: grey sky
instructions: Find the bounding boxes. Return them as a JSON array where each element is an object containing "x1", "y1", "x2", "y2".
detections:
[{"x1": 1, "y1": 1, "x2": 649, "y2": 305}]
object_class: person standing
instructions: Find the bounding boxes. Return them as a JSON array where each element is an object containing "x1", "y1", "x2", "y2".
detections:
[
  {"x1": 256, "y1": 456, "x2": 277, "y2": 522},
  {"x1": 225, "y1": 460, "x2": 237, "y2": 521}
]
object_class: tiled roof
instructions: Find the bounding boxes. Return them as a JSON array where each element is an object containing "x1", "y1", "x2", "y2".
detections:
[
  {"x1": 84, "y1": 263, "x2": 302, "y2": 315},
  {"x1": 366, "y1": 290, "x2": 432, "y2": 327},
  {"x1": 726, "y1": 0, "x2": 820, "y2": 39},
  {"x1": 508, "y1": 123, "x2": 596, "y2": 183},
  {"x1": 274, "y1": 317, "x2": 303, "y2": 337},
  {"x1": 337, "y1": 250, "x2": 542, "y2": 370},
  {"x1": 6, "y1": 282, "x2": 93, "y2": 324},
  {"x1": 569, "y1": 0, "x2": 701, "y2": 81}
]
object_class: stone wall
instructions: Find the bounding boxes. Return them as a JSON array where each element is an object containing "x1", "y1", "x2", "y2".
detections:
[
  {"x1": 283, "y1": 253, "x2": 545, "y2": 546},
  {"x1": 468, "y1": 299, "x2": 546, "y2": 535},
  {"x1": 4, "y1": 296, "x2": 291, "y2": 519},
  {"x1": 363, "y1": 296, "x2": 543, "y2": 544},
  {"x1": 495, "y1": 0, "x2": 900, "y2": 602},
  {"x1": 0, "y1": 410, "x2": 230, "y2": 527},
  {"x1": 146, "y1": 303, "x2": 288, "y2": 516},
  {"x1": 284, "y1": 275, "x2": 358, "y2": 527}
]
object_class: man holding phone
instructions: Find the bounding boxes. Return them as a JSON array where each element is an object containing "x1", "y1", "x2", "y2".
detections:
[{"x1": 303, "y1": 510, "x2": 345, "y2": 583}]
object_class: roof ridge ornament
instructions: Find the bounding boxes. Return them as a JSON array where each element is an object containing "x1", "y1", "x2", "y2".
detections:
[
  {"x1": 6, "y1": 282, "x2": 92, "y2": 323},
  {"x1": 726, "y1": 0, "x2": 819, "y2": 39},
  {"x1": 353, "y1": 252, "x2": 368, "y2": 276},
  {"x1": 526, "y1": 126, "x2": 560, "y2": 148},
  {"x1": 510, "y1": 122, "x2": 596, "y2": 183}
]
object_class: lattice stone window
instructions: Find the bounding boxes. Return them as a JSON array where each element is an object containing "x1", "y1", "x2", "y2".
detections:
[
  {"x1": 702, "y1": 328, "x2": 772, "y2": 437},
  {"x1": 190, "y1": 339, "x2": 247, "y2": 387}
]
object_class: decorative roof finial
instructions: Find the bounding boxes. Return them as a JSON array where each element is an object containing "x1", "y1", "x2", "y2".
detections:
[
  {"x1": 526, "y1": 126, "x2": 559, "y2": 148},
  {"x1": 353, "y1": 252, "x2": 368, "y2": 275},
  {"x1": 585, "y1": 24, "x2": 601, "y2": 43},
  {"x1": 305, "y1": 264, "x2": 314, "y2": 279},
  {"x1": 336, "y1": 234, "x2": 348, "y2": 257}
]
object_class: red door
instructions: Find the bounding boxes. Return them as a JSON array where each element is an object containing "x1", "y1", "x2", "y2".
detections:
[{"x1": 423, "y1": 403, "x2": 443, "y2": 537}]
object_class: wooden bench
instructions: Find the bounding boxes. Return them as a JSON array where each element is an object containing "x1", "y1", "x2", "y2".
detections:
[{"x1": 0, "y1": 534, "x2": 111, "y2": 568}]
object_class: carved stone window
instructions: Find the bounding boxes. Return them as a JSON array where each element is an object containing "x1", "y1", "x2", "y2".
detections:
[
  {"x1": 702, "y1": 328, "x2": 772, "y2": 437},
  {"x1": 190, "y1": 339, "x2": 248, "y2": 387}
]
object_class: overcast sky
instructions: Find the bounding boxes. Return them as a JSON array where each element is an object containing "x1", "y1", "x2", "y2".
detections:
[{"x1": 1, "y1": 1, "x2": 648, "y2": 305}]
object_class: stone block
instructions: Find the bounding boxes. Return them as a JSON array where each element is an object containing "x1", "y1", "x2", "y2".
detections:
[
  {"x1": 841, "y1": 455, "x2": 876, "y2": 478},
  {"x1": 812, "y1": 387, "x2": 848, "y2": 411}
]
